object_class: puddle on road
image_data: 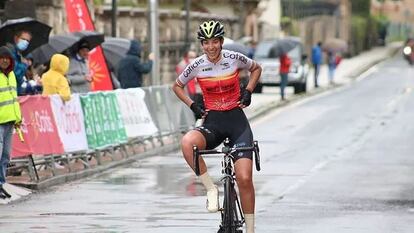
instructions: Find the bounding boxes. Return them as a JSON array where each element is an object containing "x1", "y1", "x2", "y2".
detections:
[{"x1": 39, "y1": 212, "x2": 107, "y2": 216}]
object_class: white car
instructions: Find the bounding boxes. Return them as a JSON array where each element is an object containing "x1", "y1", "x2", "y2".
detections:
[{"x1": 253, "y1": 37, "x2": 309, "y2": 93}]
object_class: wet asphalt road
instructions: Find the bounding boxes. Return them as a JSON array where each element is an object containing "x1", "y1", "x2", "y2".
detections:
[{"x1": 2, "y1": 55, "x2": 414, "y2": 233}]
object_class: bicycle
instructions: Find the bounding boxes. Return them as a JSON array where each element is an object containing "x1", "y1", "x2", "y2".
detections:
[{"x1": 193, "y1": 138, "x2": 261, "y2": 233}]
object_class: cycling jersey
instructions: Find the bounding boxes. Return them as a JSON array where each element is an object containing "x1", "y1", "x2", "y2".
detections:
[{"x1": 176, "y1": 50, "x2": 253, "y2": 111}]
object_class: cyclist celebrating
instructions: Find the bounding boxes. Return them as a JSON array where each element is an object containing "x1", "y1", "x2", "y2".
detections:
[{"x1": 172, "y1": 20, "x2": 261, "y2": 233}]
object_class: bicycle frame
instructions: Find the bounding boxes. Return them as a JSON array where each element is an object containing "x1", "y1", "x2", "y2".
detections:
[{"x1": 193, "y1": 139, "x2": 260, "y2": 233}]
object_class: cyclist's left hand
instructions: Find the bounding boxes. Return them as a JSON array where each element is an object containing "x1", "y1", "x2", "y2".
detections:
[{"x1": 238, "y1": 89, "x2": 252, "y2": 108}]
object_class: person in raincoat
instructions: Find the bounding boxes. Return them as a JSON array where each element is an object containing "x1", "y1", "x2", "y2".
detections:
[
  {"x1": 41, "y1": 54, "x2": 71, "y2": 101},
  {"x1": 117, "y1": 40, "x2": 153, "y2": 89}
]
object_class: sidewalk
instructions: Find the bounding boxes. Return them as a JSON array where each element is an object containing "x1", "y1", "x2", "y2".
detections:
[{"x1": 244, "y1": 42, "x2": 402, "y2": 121}]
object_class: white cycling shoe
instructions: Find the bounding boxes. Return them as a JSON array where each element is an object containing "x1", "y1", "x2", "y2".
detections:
[{"x1": 206, "y1": 185, "x2": 219, "y2": 213}]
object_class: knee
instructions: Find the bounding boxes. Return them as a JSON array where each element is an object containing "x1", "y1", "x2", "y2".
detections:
[
  {"x1": 236, "y1": 174, "x2": 253, "y2": 189},
  {"x1": 181, "y1": 133, "x2": 195, "y2": 150},
  {"x1": 181, "y1": 131, "x2": 205, "y2": 150}
]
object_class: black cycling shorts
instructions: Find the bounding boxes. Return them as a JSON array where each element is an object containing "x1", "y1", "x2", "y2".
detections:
[{"x1": 196, "y1": 107, "x2": 253, "y2": 161}]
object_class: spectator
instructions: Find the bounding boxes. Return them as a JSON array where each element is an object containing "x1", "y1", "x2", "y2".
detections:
[
  {"x1": 117, "y1": 40, "x2": 153, "y2": 89},
  {"x1": 0, "y1": 46, "x2": 22, "y2": 199},
  {"x1": 311, "y1": 41, "x2": 323, "y2": 88},
  {"x1": 41, "y1": 54, "x2": 71, "y2": 101},
  {"x1": 176, "y1": 50, "x2": 204, "y2": 114},
  {"x1": 8, "y1": 30, "x2": 32, "y2": 96},
  {"x1": 279, "y1": 52, "x2": 291, "y2": 101},
  {"x1": 21, "y1": 55, "x2": 42, "y2": 95},
  {"x1": 327, "y1": 51, "x2": 336, "y2": 84},
  {"x1": 176, "y1": 50, "x2": 200, "y2": 100},
  {"x1": 247, "y1": 41, "x2": 257, "y2": 59},
  {"x1": 67, "y1": 40, "x2": 92, "y2": 93}
]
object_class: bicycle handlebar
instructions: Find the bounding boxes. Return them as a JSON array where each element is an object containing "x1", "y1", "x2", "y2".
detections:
[{"x1": 193, "y1": 141, "x2": 261, "y2": 176}]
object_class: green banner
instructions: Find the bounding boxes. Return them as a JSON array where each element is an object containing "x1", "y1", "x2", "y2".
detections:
[
  {"x1": 80, "y1": 95, "x2": 98, "y2": 149},
  {"x1": 80, "y1": 92, "x2": 128, "y2": 150}
]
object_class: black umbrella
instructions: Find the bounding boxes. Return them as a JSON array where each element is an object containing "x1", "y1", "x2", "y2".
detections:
[
  {"x1": 223, "y1": 42, "x2": 249, "y2": 56},
  {"x1": 269, "y1": 38, "x2": 301, "y2": 58},
  {"x1": 30, "y1": 34, "x2": 79, "y2": 65},
  {"x1": 101, "y1": 37, "x2": 131, "y2": 70},
  {"x1": 72, "y1": 30, "x2": 105, "y2": 52},
  {"x1": 0, "y1": 17, "x2": 52, "y2": 55}
]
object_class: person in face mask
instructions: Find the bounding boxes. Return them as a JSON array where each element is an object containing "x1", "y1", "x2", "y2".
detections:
[{"x1": 7, "y1": 30, "x2": 32, "y2": 96}]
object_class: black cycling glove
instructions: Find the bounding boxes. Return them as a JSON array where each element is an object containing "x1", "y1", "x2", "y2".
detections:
[
  {"x1": 190, "y1": 103, "x2": 205, "y2": 119},
  {"x1": 240, "y1": 89, "x2": 252, "y2": 107}
]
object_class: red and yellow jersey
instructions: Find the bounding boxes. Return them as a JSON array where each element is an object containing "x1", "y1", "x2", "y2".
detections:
[{"x1": 176, "y1": 50, "x2": 253, "y2": 111}]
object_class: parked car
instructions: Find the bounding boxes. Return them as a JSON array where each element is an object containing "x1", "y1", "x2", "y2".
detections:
[
  {"x1": 403, "y1": 38, "x2": 414, "y2": 65},
  {"x1": 253, "y1": 37, "x2": 309, "y2": 93}
]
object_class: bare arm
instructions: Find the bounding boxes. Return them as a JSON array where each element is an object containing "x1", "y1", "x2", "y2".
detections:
[
  {"x1": 245, "y1": 61, "x2": 262, "y2": 92},
  {"x1": 172, "y1": 81, "x2": 194, "y2": 107}
]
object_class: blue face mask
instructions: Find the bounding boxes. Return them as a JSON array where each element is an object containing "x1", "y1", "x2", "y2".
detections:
[{"x1": 16, "y1": 39, "x2": 29, "y2": 51}]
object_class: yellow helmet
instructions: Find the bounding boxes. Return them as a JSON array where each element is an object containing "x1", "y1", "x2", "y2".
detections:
[{"x1": 197, "y1": 20, "x2": 225, "y2": 40}]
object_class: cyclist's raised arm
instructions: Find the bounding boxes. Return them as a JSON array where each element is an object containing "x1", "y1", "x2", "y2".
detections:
[{"x1": 245, "y1": 61, "x2": 262, "y2": 93}]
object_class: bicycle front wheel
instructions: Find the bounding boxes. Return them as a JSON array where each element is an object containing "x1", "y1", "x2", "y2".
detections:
[{"x1": 223, "y1": 177, "x2": 236, "y2": 233}]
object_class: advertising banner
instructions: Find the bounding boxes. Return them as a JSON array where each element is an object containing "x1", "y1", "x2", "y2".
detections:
[
  {"x1": 115, "y1": 88, "x2": 158, "y2": 138},
  {"x1": 64, "y1": 0, "x2": 113, "y2": 91},
  {"x1": 80, "y1": 94, "x2": 98, "y2": 149},
  {"x1": 103, "y1": 92, "x2": 127, "y2": 143},
  {"x1": 11, "y1": 96, "x2": 64, "y2": 158},
  {"x1": 50, "y1": 94, "x2": 88, "y2": 152}
]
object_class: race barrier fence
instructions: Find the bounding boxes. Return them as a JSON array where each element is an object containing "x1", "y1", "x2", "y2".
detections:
[{"x1": 8, "y1": 85, "x2": 195, "y2": 183}]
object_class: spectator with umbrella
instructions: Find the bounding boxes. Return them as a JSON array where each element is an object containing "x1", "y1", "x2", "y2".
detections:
[
  {"x1": 66, "y1": 40, "x2": 93, "y2": 93},
  {"x1": 101, "y1": 37, "x2": 132, "y2": 89},
  {"x1": 0, "y1": 17, "x2": 52, "y2": 95},
  {"x1": 279, "y1": 52, "x2": 291, "y2": 101},
  {"x1": 117, "y1": 40, "x2": 154, "y2": 89},
  {"x1": 67, "y1": 31, "x2": 105, "y2": 93}
]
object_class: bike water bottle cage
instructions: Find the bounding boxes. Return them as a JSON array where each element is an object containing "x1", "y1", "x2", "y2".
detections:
[{"x1": 197, "y1": 20, "x2": 225, "y2": 41}]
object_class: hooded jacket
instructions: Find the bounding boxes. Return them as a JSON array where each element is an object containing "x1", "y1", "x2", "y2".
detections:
[
  {"x1": 67, "y1": 53, "x2": 91, "y2": 93},
  {"x1": 0, "y1": 46, "x2": 21, "y2": 124},
  {"x1": 41, "y1": 54, "x2": 71, "y2": 101},
  {"x1": 117, "y1": 40, "x2": 153, "y2": 88}
]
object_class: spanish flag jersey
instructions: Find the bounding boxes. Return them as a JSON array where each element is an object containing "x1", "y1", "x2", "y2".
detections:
[{"x1": 176, "y1": 50, "x2": 253, "y2": 111}]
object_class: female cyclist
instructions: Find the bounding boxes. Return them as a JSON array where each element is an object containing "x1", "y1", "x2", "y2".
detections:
[{"x1": 172, "y1": 20, "x2": 262, "y2": 233}]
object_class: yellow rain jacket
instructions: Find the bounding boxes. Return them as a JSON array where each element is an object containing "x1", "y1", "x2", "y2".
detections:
[{"x1": 42, "y1": 54, "x2": 71, "y2": 101}]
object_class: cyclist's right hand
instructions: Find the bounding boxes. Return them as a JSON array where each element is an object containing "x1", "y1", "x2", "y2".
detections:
[{"x1": 190, "y1": 102, "x2": 206, "y2": 119}]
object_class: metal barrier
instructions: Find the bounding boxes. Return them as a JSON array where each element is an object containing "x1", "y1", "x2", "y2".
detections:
[{"x1": 7, "y1": 85, "x2": 195, "y2": 187}]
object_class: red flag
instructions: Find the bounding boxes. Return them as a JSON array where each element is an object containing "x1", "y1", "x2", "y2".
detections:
[{"x1": 64, "y1": 0, "x2": 113, "y2": 91}]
